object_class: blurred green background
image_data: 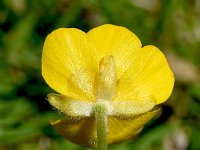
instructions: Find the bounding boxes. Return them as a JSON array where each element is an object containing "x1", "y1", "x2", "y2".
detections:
[{"x1": 0, "y1": 0, "x2": 200, "y2": 150}]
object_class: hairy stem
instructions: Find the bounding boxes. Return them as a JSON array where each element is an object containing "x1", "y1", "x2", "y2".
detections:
[{"x1": 94, "y1": 104, "x2": 108, "y2": 150}]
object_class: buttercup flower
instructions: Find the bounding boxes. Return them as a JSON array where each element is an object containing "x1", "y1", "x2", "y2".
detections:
[{"x1": 42, "y1": 24, "x2": 174, "y2": 148}]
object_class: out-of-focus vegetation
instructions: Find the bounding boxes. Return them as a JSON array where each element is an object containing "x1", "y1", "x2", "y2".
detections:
[{"x1": 0, "y1": 0, "x2": 200, "y2": 149}]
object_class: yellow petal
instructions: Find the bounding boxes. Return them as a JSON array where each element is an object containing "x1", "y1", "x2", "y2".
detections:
[
  {"x1": 51, "y1": 108, "x2": 159, "y2": 148},
  {"x1": 107, "y1": 108, "x2": 160, "y2": 144},
  {"x1": 87, "y1": 24, "x2": 142, "y2": 79},
  {"x1": 114, "y1": 45, "x2": 174, "y2": 104},
  {"x1": 42, "y1": 28, "x2": 97, "y2": 102},
  {"x1": 48, "y1": 93, "x2": 93, "y2": 117},
  {"x1": 50, "y1": 117, "x2": 96, "y2": 148}
]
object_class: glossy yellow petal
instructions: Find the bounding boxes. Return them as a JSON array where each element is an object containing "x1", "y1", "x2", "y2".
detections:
[
  {"x1": 51, "y1": 108, "x2": 159, "y2": 148},
  {"x1": 51, "y1": 117, "x2": 96, "y2": 148},
  {"x1": 114, "y1": 45, "x2": 174, "y2": 104},
  {"x1": 48, "y1": 93, "x2": 93, "y2": 117},
  {"x1": 107, "y1": 108, "x2": 160, "y2": 144},
  {"x1": 42, "y1": 28, "x2": 97, "y2": 102},
  {"x1": 87, "y1": 24, "x2": 142, "y2": 79}
]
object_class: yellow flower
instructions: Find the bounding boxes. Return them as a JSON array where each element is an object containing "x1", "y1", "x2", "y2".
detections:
[{"x1": 42, "y1": 24, "x2": 174, "y2": 148}]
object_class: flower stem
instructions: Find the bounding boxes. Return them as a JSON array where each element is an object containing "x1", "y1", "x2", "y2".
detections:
[{"x1": 94, "y1": 103, "x2": 108, "y2": 150}]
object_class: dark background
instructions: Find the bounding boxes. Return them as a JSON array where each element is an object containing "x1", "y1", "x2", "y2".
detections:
[{"x1": 0, "y1": 0, "x2": 200, "y2": 149}]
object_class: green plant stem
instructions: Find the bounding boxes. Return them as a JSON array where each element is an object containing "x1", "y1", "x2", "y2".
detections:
[{"x1": 94, "y1": 104, "x2": 108, "y2": 150}]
